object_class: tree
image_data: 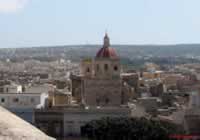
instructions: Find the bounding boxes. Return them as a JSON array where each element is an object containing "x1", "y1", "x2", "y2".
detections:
[{"x1": 81, "y1": 117, "x2": 183, "y2": 140}]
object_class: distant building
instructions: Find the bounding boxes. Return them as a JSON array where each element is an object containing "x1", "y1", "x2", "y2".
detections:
[
  {"x1": 144, "y1": 63, "x2": 160, "y2": 72},
  {"x1": 162, "y1": 73, "x2": 184, "y2": 90},
  {"x1": 138, "y1": 97, "x2": 160, "y2": 113},
  {"x1": 71, "y1": 33, "x2": 131, "y2": 106},
  {"x1": 142, "y1": 71, "x2": 163, "y2": 80},
  {"x1": 34, "y1": 106, "x2": 131, "y2": 138},
  {"x1": 184, "y1": 108, "x2": 200, "y2": 135},
  {"x1": 184, "y1": 91, "x2": 200, "y2": 135},
  {"x1": 149, "y1": 83, "x2": 164, "y2": 97},
  {"x1": 189, "y1": 91, "x2": 200, "y2": 108},
  {"x1": 35, "y1": 34, "x2": 134, "y2": 138},
  {"x1": 1, "y1": 84, "x2": 23, "y2": 93},
  {"x1": 0, "y1": 92, "x2": 48, "y2": 123},
  {"x1": 121, "y1": 72, "x2": 139, "y2": 93},
  {"x1": 49, "y1": 90, "x2": 72, "y2": 106}
]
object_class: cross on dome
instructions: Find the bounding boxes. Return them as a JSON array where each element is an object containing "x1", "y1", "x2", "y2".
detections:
[
  {"x1": 96, "y1": 33, "x2": 118, "y2": 59},
  {"x1": 103, "y1": 33, "x2": 110, "y2": 48}
]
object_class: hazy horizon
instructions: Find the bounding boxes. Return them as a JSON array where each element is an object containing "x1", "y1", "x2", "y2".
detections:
[
  {"x1": 2, "y1": 43, "x2": 200, "y2": 50},
  {"x1": 1, "y1": 0, "x2": 200, "y2": 48}
]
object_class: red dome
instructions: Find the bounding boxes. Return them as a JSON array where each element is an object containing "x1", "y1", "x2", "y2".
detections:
[
  {"x1": 96, "y1": 47, "x2": 118, "y2": 58},
  {"x1": 96, "y1": 33, "x2": 118, "y2": 59}
]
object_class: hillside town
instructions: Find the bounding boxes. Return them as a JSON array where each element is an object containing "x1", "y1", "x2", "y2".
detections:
[{"x1": 0, "y1": 34, "x2": 199, "y2": 139}]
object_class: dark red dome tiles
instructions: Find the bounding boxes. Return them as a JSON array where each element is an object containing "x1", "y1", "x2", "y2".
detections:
[
  {"x1": 96, "y1": 47, "x2": 118, "y2": 59},
  {"x1": 96, "y1": 33, "x2": 119, "y2": 59}
]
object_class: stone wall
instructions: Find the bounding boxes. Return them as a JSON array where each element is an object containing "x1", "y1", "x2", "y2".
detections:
[{"x1": 83, "y1": 79, "x2": 121, "y2": 106}]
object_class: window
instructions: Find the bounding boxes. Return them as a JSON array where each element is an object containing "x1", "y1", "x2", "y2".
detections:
[
  {"x1": 30, "y1": 98, "x2": 35, "y2": 103},
  {"x1": 13, "y1": 98, "x2": 19, "y2": 103},
  {"x1": 121, "y1": 92, "x2": 125, "y2": 104},
  {"x1": 86, "y1": 67, "x2": 90, "y2": 73},
  {"x1": 96, "y1": 98, "x2": 100, "y2": 105},
  {"x1": 1, "y1": 98, "x2": 5, "y2": 103},
  {"x1": 104, "y1": 64, "x2": 108, "y2": 71},
  {"x1": 66, "y1": 121, "x2": 74, "y2": 124},
  {"x1": 96, "y1": 64, "x2": 99, "y2": 71},
  {"x1": 54, "y1": 123, "x2": 61, "y2": 136},
  {"x1": 114, "y1": 66, "x2": 118, "y2": 71},
  {"x1": 105, "y1": 98, "x2": 110, "y2": 104}
]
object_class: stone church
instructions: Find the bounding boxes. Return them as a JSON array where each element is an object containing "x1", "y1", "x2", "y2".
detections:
[
  {"x1": 71, "y1": 33, "x2": 133, "y2": 106},
  {"x1": 34, "y1": 34, "x2": 137, "y2": 138}
]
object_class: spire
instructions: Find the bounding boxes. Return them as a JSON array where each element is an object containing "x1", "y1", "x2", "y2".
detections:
[{"x1": 103, "y1": 32, "x2": 110, "y2": 48}]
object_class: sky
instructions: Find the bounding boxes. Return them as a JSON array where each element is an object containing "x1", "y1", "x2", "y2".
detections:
[{"x1": 0, "y1": 0, "x2": 200, "y2": 48}]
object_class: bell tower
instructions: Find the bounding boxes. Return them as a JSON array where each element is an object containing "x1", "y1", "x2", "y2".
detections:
[
  {"x1": 78, "y1": 34, "x2": 122, "y2": 107},
  {"x1": 94, "y1": 33, "x2": 120, "y2": 79}
]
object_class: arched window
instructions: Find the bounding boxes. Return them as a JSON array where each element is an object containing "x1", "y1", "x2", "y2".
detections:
[
  {"x1": 121, "y1": 92, "x2": 125, "y2": 104},
  {"x1": 86, "y1": 67, "x2": 90, "y2": 73},
  {"x1": 104, "y1": 64, "x2": 108, "y2": 71},
  {"x1": 1, "y1": 98, "x2": 5, "y2": 103},
  {"x1": 96, "y1": 98, "x2": 100, "y2": 106},
  {"x1": 114, "y1": 66, "x2": 118, "y2": 71},
  {"x1": 13, "y1": 98, "x2": 19, "y2": 103},
  {"x1": 105, "y1": 98, "x2": 110, "y2": 104}
]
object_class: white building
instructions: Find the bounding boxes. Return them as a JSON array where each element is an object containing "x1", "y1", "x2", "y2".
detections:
[
  {"x1": 0, "y1": 93, "x2": 48, "y2": 109},
  {"x1": 0, "y1": 92, "x2": 49, "y2": 123},
  {"x1": 189, "y1": 91, "x2": 200, "y2": 108},
  {"x1": 183, "y1": 91, "x2": 200, "y2": 134},
  {"x1": 2, "y1": 84, "x2": 23, "y2": 93}
]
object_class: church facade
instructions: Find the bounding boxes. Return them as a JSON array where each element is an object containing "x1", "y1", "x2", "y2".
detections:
[
  {"x1": 71, "y1": 33, "x2": 132, "y2": 106},
  {"x1": 34, "y1": 34, "x2": 135, "y2": 138}
]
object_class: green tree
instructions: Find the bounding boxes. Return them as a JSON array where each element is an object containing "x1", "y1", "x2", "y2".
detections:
[{"x1": 81, "y1": 117, "x2": 183, "y2": 140}]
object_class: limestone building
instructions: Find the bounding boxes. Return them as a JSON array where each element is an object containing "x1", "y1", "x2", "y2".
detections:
[
  {"x1": 35, "y1": 106, "x2": 131, "y2": 137},
  {"x1": 0, "y1": 92, "x2": 49, "y2": 123},
  {"x1": 183, "y1": 91, "x2": 200, "y2": 134},
  {"x1": 72, "y1": 33, "x2": 131, "y2": 106},
  {"x1": 34, "y1": 34, "x2": 135, "y2": 138}
]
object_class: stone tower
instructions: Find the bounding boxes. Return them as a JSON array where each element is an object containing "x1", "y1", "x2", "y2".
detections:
[
  {"x1": 79, "y1": 33, "x2": 122, "y2": 107},
  {"x1": 94, "y1": 33, "x2": 120, "y2": 79}
]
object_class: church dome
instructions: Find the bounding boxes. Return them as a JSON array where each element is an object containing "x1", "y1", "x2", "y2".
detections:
[
  {"x1": 96, "y1": 47, "x2": 118, "y2": 58},
  {"x1": 96, "y1": 33, "x2": 118, "y2": 59}
]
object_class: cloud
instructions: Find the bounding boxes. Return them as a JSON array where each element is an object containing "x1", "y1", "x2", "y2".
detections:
[{"x1": 0, "y1": 0, "x2": 29, "y2": 13}]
